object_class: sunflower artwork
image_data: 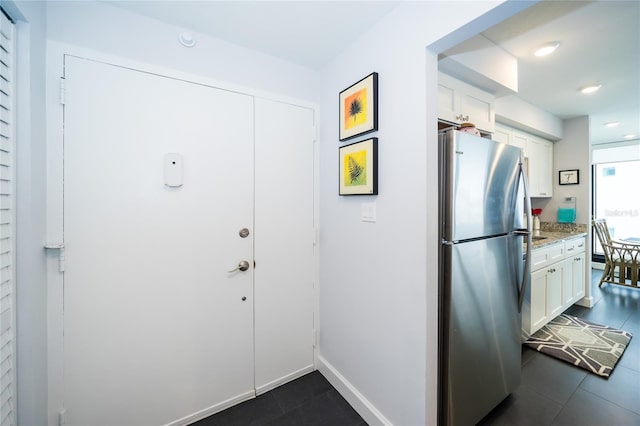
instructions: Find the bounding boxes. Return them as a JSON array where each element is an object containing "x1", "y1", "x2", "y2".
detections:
[
  {"x1": 339, "y1": 138, "x2": 378, "y2": 195},
  {"x1": 339, "y1": 72, "x2": 378, "y2": 141}
]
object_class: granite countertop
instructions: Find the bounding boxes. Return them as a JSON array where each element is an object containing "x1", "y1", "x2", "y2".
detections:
[{"x1": 529, "y1": 222, "x2": 588, "y2": 250}]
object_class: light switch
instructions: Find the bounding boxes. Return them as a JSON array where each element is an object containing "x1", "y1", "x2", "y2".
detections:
[
  {"x1": 361, "y1": 202, "x2": 376, "y2": 223},
  {"x1": 164, "y1": 153, "x2": 183, "y2": 187}
]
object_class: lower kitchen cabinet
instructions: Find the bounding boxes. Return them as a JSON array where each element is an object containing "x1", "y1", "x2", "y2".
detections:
[
  {"x1": 523, "y1": 236, "x2": 586, "y2": 336},
  {"x1": 571, "y1": 252, "x2": 586, "y2": 300},
  {"x1": 529, "y1": 269, "x2": 548, "y2": 333}
]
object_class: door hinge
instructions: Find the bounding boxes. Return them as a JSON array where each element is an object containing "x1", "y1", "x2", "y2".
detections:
[
  {"x1": 312, "y1": 328, "x2": 318, "y2": 348},
  {"x1": 45, "y1": 243, "x2": 66, "y2": 272},
  {"x1": 59, "y1": 77, "x2": 66, "y2": 105},
  {"x1": 311, "y1": 125, "x2": 317, "y2": 143},
  {"x1": 312, "y1": 227, "x2": 318, "y2": 246},
  {"x1": 58, "y1": 408, "x2": 67, "y2": 426}
]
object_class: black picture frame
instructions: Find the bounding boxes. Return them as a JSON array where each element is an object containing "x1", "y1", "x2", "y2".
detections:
[
  {"x1": 339, "y1": 72, "x2": 378, "y2": 141},
  {"x1": 339, "y1": 138, "x2": 378, "y2": 195},
  {"x1": 559, "y1": 169, "x2": 579, "y2": 185}
]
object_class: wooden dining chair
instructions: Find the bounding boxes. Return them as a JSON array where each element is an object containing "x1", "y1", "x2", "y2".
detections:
[{"x1": 592, "y1": 219, "x2": 640, "y2": 288}]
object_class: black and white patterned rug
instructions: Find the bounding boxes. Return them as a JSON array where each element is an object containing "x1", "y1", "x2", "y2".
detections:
[{"x1": 524, "y1": 314, "x2": 633, "y2": 378}]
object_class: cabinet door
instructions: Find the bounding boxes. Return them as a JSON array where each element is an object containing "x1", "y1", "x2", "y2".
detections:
[
  {"x1": 546, "y1": 265, "x2": 564, "y2": 319},
  {"x1": 539, "y1": 140, "x2": 553, "y2": 195},
  {"x1": 511, "y1": 133, "x2": 528, "y2": 157},
  {"x1": 561, "y1": 258, "x2": 573, "y2": 305},
  {"x1": 529, "y1": 269, "x2": 548, "y2": 334},
  {"x1": 528, "y1": 138, "x2": 553, "y2": 198},
  {"x1": 438, "y1": 73, "x2": 495, "y2": 132},
  {"x1": 493, "y1": 125, "x2": 510, "y2": 145},
  {"x1": 438, "y1": 76, "x2": 457, "y2": 124},
  {"x1": 458, "y1": 87, "x2": 495, "y2": 133},
  {"x1": 572, "y1": 252, "x2": 586, "y2": 300}
]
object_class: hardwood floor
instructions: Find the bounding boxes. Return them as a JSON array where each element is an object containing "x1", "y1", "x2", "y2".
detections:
[{"x1": 195, "y1": 270, "x2": 639, "y2": 426}]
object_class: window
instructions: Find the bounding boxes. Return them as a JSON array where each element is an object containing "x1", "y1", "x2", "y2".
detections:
[{"x1": 592, "y1": 158, "x2": 640, "y2": 258}]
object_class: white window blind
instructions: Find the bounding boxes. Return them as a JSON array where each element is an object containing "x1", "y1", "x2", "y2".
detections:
[{"x1": 0, "y1": 9, "x2": 15, "y2": 426}]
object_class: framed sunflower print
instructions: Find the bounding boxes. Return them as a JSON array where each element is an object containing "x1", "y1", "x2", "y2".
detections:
[
  {"x1": 339, "y1": 138, "x2": 378, "y2": 195},
  {"x1": 339, "y1": 72, "x2": 378, "y2": 141}
]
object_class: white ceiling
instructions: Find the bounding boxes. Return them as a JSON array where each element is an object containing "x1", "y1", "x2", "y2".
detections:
[
  {"x1": 479, "y1": 0, "x2": 640, "y2": 145},
  {"x1": 106, "y1": 0, "x2": 639, "y2": 145},
  {"x1": 104, "y1": 1, "x2": 400, "y2": 69}
]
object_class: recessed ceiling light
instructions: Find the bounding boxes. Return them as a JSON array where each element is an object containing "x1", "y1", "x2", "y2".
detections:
[
  {"x1": 534, "y1": 42, "x2": 560, "y2": 57},
  {"x1": 580, "y1": 84, "x2": 602, "y2": 94},
  {"x1": 623, "y1": 134, "x2": 637, "y2": 139},
  {"x1": 604, "y1": 121, "x2": 620, "y2": 128}
]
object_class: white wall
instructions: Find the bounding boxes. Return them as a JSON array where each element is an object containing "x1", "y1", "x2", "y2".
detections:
[
  {"x1": 17, "y1": 0, "x2": 538, "y2": 423},
  {"x1": 317, "y1": 2, "x2": 533, "y2": 425},
  {"x1": 46, "y1": 1, "x2": 320, "y2": 102},
  {"x1": 2, "y1": 0, "x2": 49, "y2": 425},
  {"x1": 43, "y1": 2, "x2": 322, "y2": 424},
  {"x1": 496, "y1": 95, "x2": 564, "y2": 140},
  {"x1": 549, "y1": 117, "x2": 590, "y2": 225}
]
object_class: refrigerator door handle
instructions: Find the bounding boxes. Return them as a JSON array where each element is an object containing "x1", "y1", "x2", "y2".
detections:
[{"x1": 517, "y1": 160, "x2": 532, "y2": 312}]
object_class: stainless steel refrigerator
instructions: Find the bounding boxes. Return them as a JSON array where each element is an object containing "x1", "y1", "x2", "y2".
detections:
[{"x1": 438, "y1": 129, "x2": 531, "y2": 426}]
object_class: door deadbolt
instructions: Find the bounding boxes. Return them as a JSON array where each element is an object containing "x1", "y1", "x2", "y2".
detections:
[
  {"x1": 239, "y1": 228, "x2": 250, "y2": 238},
  {"x1": 228, "y1": 260, "x2": 250, "y2": 273}
]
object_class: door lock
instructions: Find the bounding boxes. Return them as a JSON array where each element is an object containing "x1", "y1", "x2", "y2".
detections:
[
  {"x1": 228, "y1": 260, "x2": 250, "y2": 273},
  {"x1": 239, "y1": 228, "x2": 250, "y2": 238}
]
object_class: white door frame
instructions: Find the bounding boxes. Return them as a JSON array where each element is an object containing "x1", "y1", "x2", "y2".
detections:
[{"x1": 45, "y1": 42, "x2": 320, "y2": 426}]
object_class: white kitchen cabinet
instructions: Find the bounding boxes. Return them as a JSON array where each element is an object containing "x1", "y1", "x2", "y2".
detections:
[
  {"x1": 438, "y1": 72, "x2": 495, "y2": 133},
  {"x1": 561, "y1": 257, "x2": 574, "y2": 306},
  {"x1": 494, "y1": 124, "x2": 553, "y2": 198},
  {"x1": 565, "y1": 237, "x2": 586, "y2": 301},
  {"x1": 529, "y1": 269, "x2": 548, "y2": 333},
  {"x1": 572, "y1": 252, "x2": 586, "y2": 301},
  {"x1": 528, "y1": 137, "x2": 553, "y2": 197},
  {"x1": 493, "y1": 124, "x2": 528, "y2": 157},
  {"x1": 492, "y1": 126, "x2": 511, "y2": 145},
  {"x1": 523, "y1": 236, "x2": 586, "y2": 336},
  {"x1": 546, "y1": 263, "x2": 564, "y2": 319}
]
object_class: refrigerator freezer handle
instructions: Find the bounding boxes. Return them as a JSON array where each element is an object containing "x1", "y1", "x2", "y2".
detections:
[{"x1": 517, "y1": 160, "x2": 532, "y2": 312}]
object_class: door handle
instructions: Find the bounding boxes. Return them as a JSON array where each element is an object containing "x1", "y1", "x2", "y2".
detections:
[{"x1": 228, "y1": 260, "x2": 250, "y2": 273}]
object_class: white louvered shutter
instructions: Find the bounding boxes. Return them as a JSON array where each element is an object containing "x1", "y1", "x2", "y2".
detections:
[{"x1": 0, "y1": 9, "x2": 15, "y2": 426}]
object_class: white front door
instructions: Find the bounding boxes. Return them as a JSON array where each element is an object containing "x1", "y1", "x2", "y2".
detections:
[
  {"x1": 254, "y1": 99, "x2": 316, "y2": 392},
  {"x1": 62, "y1": 56, "x2": 255, "y2": 425}
]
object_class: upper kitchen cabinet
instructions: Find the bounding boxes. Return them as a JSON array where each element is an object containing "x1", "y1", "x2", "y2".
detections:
[
  {"x1": 495, "y1": 123, "x2": 553, "y2": 198},
  {"x1": 493, "y1": 124, "x2": 528, "y2": 157},
  {"x1": 528, "y1": 136, "x2": 553, "y2": 198},
  {"x1": 438, "y1": 72, "x2": 495, "y2": 133}
]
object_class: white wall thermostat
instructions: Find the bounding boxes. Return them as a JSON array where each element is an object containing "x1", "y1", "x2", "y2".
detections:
[{"x1": 164, "y1": 153, "x2": 183, "y2": 187}]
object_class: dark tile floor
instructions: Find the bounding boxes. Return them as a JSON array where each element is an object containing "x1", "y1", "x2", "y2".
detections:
[
  {"x1": 481, "y1": 269, "x2": 640, "y2": 426},
  {"x1": 196, "y1": 269, "x2": 639, "y2": 426},
  {"x1": 193, "y1": 371, "x2": 366, "y2": 426}
]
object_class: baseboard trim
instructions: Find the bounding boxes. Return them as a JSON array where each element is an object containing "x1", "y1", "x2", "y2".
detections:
[
  {"x1": 255, "y1": 364, "x2": 315, "y2": 395},
  {"x1": 165, "y1": 390, "x2": 255, "y2": 426},
  {"x1": 317, "y1": 356, "x2": 392, "y2": 426},
  {"x1": 576, "y1": 296, "x2": 595, "y2": 308}
]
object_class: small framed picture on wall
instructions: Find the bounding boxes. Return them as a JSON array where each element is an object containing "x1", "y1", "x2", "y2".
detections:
[
  {"x1": 339, "y1": 72, "x2": 378, "y2": 141},
  {"x1": 559, "y1": 169, "x2": 579, "y2": 185}
]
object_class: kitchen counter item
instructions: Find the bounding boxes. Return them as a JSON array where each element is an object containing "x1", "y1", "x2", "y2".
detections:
[{"x1": 558, "y1": 197, "x2": 577, "y2": 223}]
